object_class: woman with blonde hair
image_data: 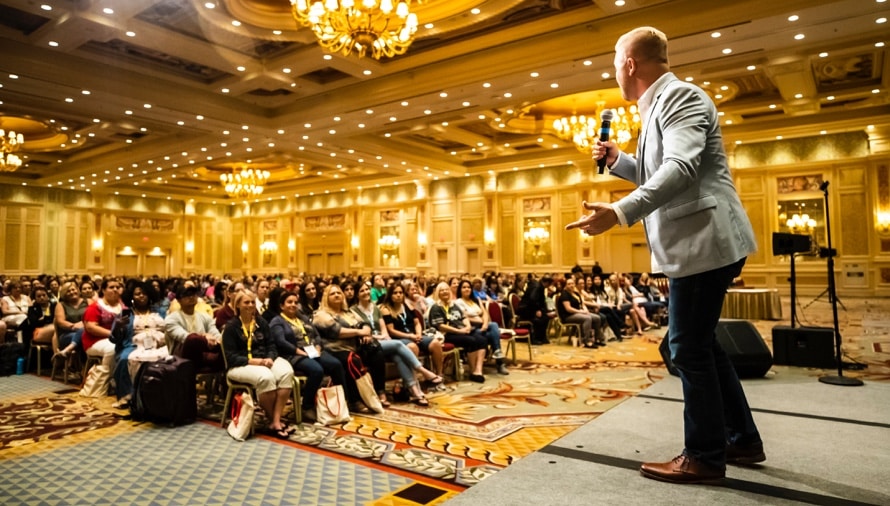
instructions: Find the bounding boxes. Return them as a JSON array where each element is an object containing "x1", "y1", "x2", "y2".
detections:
[
  {"x1": 428, "y1": 282, "x2": 488, "y2": 383},
  {"x1": 54, "y1": 281, "x2": 88, "y2": 358},
  {"x1": 312, "y1": 284, "x2": 385, "y2": 413},
  {"x1": 222, "y1": 290, "x2": 294, "y2": 438}
]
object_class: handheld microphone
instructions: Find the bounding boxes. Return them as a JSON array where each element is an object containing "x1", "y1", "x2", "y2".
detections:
[{"x1": 596, "y1": 109, "x2": 614, "y2": 175}]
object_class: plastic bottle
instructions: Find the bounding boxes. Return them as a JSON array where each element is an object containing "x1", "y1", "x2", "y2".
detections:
[{"x1": 16, "y1": 357, "x2": 25, "y2": 375}]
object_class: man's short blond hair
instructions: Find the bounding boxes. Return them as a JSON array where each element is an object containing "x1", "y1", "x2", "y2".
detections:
[{"x1": 617, "y1": 26, "x2": 668, "y2": 64}]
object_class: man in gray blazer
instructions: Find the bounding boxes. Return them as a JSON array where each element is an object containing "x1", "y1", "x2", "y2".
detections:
[{"x1": 568, "y1": 26, "x2": 764, "y2": 484}]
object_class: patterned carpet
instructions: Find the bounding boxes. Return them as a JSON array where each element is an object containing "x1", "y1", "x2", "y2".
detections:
[{"x1": 1, "y1": 297, "x2": 887, "y2": 504}]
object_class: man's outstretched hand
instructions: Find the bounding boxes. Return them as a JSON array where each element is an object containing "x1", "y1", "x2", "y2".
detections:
[{"x1": 565, "y1": 201, "x2": 619, "y2": 235}]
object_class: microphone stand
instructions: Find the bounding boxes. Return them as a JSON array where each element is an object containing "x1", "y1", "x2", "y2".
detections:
[{"x1": 817, "y1": 181, "x2": 863, "y2": 387}]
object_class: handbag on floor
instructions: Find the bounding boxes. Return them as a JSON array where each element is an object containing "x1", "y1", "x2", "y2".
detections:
[
  {"x1": 354, "y1": 372, "x2": 384, "y2": 414},
  {"x1": 346, "y1": 351, "x2": 384, "y2": 414},
  {"x1": 316, "y1": 384, "x2": 350, "y2": 425},
  {"x1": 226, "y1": 391, "x2": 255, "y2": 441},
  {"x1": 79, "y1": 364, "x2": 110, "y2": 398}
]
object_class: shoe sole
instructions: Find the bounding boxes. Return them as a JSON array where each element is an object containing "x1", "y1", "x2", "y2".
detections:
[
  {"x1": 639, "y1": 468, "x2": 725, "y2": 484},
  {"x1": 726, "y1": 454, "x2": 766, "y2": 465}
]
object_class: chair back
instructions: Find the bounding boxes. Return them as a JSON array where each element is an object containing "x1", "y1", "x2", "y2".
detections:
[
  {"x1": 487, "y1": 301, "x2": 506, "y2": 328},
  {"x1": 509, "y1": 293, "x2": 521, "y2": 314},
  {"x1": 414, "y1": 308, "x2": 425, "y2": 331}
]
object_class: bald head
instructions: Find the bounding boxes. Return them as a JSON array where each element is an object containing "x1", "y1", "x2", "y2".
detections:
[{"x1": 613, "y1": 26, "x2": 670, "y2": 101}]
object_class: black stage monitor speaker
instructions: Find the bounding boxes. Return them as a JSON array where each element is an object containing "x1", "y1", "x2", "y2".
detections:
[
  {"x1": 771, "y1": 325, "x2": 835, "y2": 369},
  {"x1": 659, "y1": 320, "x2": 773, "y2": 378}
]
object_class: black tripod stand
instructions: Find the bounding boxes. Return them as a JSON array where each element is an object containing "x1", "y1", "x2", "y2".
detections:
[{"x1": 816, "y1": 181, "x2": 863, "y2": 387}]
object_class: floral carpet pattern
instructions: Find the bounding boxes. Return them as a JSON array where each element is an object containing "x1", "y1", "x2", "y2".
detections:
[
  {"x1": 275, "y1": 336, "x2": 668, "y2": 488},
  {"x1": 0, "y1": 395, "x2": 120, "y2": 450}
]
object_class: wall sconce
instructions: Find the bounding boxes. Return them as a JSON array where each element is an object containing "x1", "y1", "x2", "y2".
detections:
[
  {"x1": 260, "y1": 240, "x2": 278, "y2": 264},
  {"x1": 241, "y1": 242, "x2": 248, "y2": 264},
  {"x1": 580, "y1": 233, "x2": 591, "y2": 257},
  {"x1": 288, "y1": 238, "x2": 296, "y2": 263},
  {"x1": 92, "y1": 238, "x2": 103, "y2": 263},
  {"x1": 484, "y1": 229, "x2": 495, "y2": 259},
  {"x1": 878, "y1": 212, "x2": 890, "y2": 235},
  {"x1": 417, "y1": 231, "x2": 427, "y2": 261},
  {"x1": 185, "y1": 240, "x2": 194, "y2": 264}
]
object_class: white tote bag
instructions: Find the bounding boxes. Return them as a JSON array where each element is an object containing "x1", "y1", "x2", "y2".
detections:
[
  {"x1": 79, "y1": 365, "x2": 110, "y2": 398},
  {"x1": 316, "y1": 384, "x2": 350, "y2": 425},
  {"x1": 226, "y1": 392, "x2": 255, "y2": 441}
]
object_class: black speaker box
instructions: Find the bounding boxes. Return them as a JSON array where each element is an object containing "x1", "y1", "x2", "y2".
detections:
[
  {"x1": 771, "y1": 325, "x2": 835, "y2": 368},
  {"x1": 659, "y1": 320, "x2": 773, "y2": 378}
]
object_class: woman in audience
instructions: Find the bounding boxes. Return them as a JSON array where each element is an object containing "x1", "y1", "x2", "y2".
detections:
[
  {"x1": 386, "y1": 281, "x2": 443, "y2": 378},
  {"x1": 312, "y1": 284, "x2": 384, "y2": 413},
  {"x1": 454, "y1": 280, "x2": 509, "y2": 375},
  {"x1": 429, "y1": 282, "x2": 488, "y2": 383},
  {"x1": 47, "y1": 278, "x2": 61, "y2": 304},
  {"x1": 370, "y1": 274, "x2": 387, "y2": 303},
  {"x1": 222, "y1": 291, "x2": 294, "y2": 438},
  {"x1": 54, "y1": 281, "x2": 88, "y2": 358},
  {"x1": 1, "y1": 282, "x2": 31, "y2": 337},
  {"x1": 633, "y1": 272, "x2": 668, "y2": 317},
  {"x1": 262, "y1": 286, "x2": 286, "y2": 322},
  {"x1": 214, "y1": 281, "x2": 243, "y2": 330},
  {"x1": 619, "y1": 274, "x2": 658, "y2": 332},
  {"x1": 353, "y1": 282, "x2": 442, "y2": 406},
  {"x1": 80, "y1": 279, "x2": 98, "y2": 303},
  {"x1": 342, "y1": 282, "x2": 358, "y2": 308},
  {"x1": 604, "y1": 274, "x2": 644, "y2": 335},
  {"x1": 558, "y1": 277, "x2": 606, "y2": 348},
  {"x1": 125, "y1": 281, "x2": 169, "y2": 379},
  {"x1": 82, "y1": 278, "x2": 133, "y2": 403},
  {"x1": 581, "y1": 275, "x2": 624, "y2": 341},
  {"x1": 270, "y1": 291, "x2": 346, "y2": 422},
  {"x1": 403, "y1": 279, "x2": 429, "y2": 317},
  {"x1": 23, "y1": 286, "x2": 57, "y2": 353},
  {"x1": 300, "y1": 280, "x2": 320, "y2": 314}
]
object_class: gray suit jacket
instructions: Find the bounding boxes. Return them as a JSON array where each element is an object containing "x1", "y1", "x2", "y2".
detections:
[{"x1": 611, "y1": 72, "x2": 756, "y2": 278}]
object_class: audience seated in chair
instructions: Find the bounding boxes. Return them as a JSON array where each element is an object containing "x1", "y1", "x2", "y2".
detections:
[
  {"x1": 269, "y1": 290, "x2": 346, "y2": 423},
  {"x1": 54, "y1": 281, "x2": 88, "y2": 359},
  {"x1": 164, "y1": 285, "x2": 225, "y2": 373},
  {"x1": 429, "y1": 282, "x2": 488, "y2": 384},
  {"x1": 351, "y1": 282, "x2": 442, "y2": 406},
  {"x1": 454, "y1": 279, "x2": 509, "y2": 375},
  {"x1": 221, "y1": 291, "x2": 294, "y2": 439},
  {"x1": 557, "y1": 277, "x2": 606, "y2": 348}
]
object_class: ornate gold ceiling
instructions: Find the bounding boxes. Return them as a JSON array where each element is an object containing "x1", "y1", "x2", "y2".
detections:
[{"x1": 0, "y1": 0, "x2": 886, "y2": 201}]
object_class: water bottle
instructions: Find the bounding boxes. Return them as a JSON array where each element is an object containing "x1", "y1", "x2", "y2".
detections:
[{"x1": 16, "y1": 357, "x2": 25, "y2": 375}]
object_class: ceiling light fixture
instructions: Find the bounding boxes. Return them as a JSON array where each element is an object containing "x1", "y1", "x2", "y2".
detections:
[
  {"x1": 290, "y1": 0, "x2": 419, "y2": 59},
  {"x1": 553, "y1": 101, "x2": 641, "y2": 154},
  {"x1": 220, "y1": 165, "x2": 270, "y2": 199},
  {"x1": 0, "y1": 128, "x2": 24, "y2": 172}
]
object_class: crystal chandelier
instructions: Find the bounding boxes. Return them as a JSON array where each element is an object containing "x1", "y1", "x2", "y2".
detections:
[
  {"x1": 220, "y1": 166, "x2": 270, "y2": 199},
  {"x1": 290, "y1": 0, "x2": 419, "y2": 60},
  {"x1": 553, "y1": 103, "x2": 641, "y2": 154},
  {"x1": 0, "y1": 128, "x2": 24, "y2": 172}
]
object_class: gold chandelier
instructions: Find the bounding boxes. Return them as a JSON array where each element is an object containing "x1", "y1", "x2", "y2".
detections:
[
  {"x1": 0, "y1": 128, "x2": 24, "y2": 172},
  {"x1": 290, "y1": 0, "x2": 419, "y2": 60},
  {"x1": 220, "y1": 166, "x2": 270, "y2": 199},
  {"x1": 553, "y1": 103, "x2": 641, "y2": 154}
]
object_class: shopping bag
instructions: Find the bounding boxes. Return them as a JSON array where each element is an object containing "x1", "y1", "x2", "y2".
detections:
[
  {"x1": 227, "y1": 392, "x2": 255, "y2": 441},
  {"x1": 315, "y1": 384, "x2": 350, "y2": 425},
  {"x1": 355, "y1": 372, "x2": 384, "y2": 414},
  {"x1": 79, "y1": 364, "x2": 110, "y2": 398}
]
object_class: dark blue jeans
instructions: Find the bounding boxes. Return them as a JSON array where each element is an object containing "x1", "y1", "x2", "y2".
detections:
[
  {"x1": 290, "y1": 351, "x2": 346, "y2": 410},
  {"x1": 667, "y1": 257, "x2": 760, "y2": 470}
]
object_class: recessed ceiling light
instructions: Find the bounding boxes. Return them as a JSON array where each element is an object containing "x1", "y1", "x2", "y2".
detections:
[
  {"x1": 711, "y1": 32, "x2": 721, "y2": 38},
  {"x1": 282, "y1": 68, "x2": 291, "y2": 73},
  {"x1": 776, "y1": 135, "x2": 783, "y2": 140},
  {"x1": 221, "y1": 88, "x2": 229, "y2": 93},
  {"x1": 685, "y1": 76, "x2": 694, "y2": 82},
  {"x1": 48, "y1": 41, "x2": 59, "y2": 47},
  {"x1": 504, "y1": 92, "x2": 512, "y2": 98},
  {"x1": 236, "y1": 66, "x2": 245, "y2": 71},
  {"x1": 820, "y1": 130, "x2": 827, "y2": 135},
  {"x1": 722, "y1": 48, "x2": 732, "y2": 54},
  {"x1": 273, "y1": 30, "x2": 282, "y2": 35},
  {"x1": 204, "y1": 2, "x2": 215, "y2": 8},
  {"x1": 794, "y1": 34, "x2": 805, "y2": 40},
  {"x1": 470, "y1": 8, "x2": 481, "y2": 14},
  {"x1": 40, "y1": 4, "x2": 51, "y2": 11},
  {"x1": 483, "y1": 82, "x2": 491, "y2": 88},
  {"x1": 819, "y1": 52, "x2": 829, "y2": 57},
  {"x1": 550, "y1": 83, "x2": 559, "y2": 88},
  {"x1": 826, "y1": 96, "x2": 835, "y2": 101},
  {"x1": 424, "y1": 23, "x2": 434, "y2": 29},
  {"x1": 873, "y1": 89, "x2": 881, "y2": 94},
  {"x1": 746, "y1": 65, "x2": 756, "y2": 71},
  {"x1": 103, "y1": 8, "x2": 114, "y2": 14},
  {"x1": 602, "y1": 72, "x2": 611, "y2": 79},
  {"x1": 769, "y1": 104, "x2": 777, "y2": 109},
  {"x1": 232, "y1": 20, "x2": 241, "y2": 27},
  {"x1": 439, "y1": 92, "x2": 448, "y2": 98},
  {"x1": 462, "y1": 101, "x2": 470, "y2": 107},
  {"x1": 583, "y1": 60, "x2": 592, "y2": 66},
  {"x1": 615, "y1": 0, "x2": 625, "y2": 5},
  {"x1": 876, "y1": 42, "x2": 885, "y2": 48},
  {"x1": 530, "y1": 72, "x2": 539, "y2": 78},
  {"x1": 363, "y1": 70, "x2": 372, "y2": 75},
  {"x1": 323, "y1": 55, "x2": 332, "y2": 60},
  {"x1": 125, "y1": 31, "x2": 135, "y2": 37},
  {"x1": 794, "y1": 93, "x2": 803, "y2": 99},
  {"x1": 788, "y1": 15, "x2": 799, "y2": 22},
  {"x1": 877, "y1": 17, "x2": 887, "y2": 25}
]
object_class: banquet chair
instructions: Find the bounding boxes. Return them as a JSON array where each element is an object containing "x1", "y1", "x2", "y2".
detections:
[{"x1": 487, "y1": 301, "x2": 532, "y2": 362}]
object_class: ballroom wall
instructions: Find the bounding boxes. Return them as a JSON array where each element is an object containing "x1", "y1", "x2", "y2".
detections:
[{"x1": 2, "y1": 131, "x2": 889, "y2": 297}]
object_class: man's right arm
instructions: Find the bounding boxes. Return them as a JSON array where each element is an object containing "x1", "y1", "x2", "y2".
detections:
[{"x1": 164, "y1": 313, "x2": 189, "y2": 344}]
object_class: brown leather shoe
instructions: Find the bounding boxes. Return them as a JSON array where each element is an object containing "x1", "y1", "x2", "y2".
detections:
[
  {"x1": 640, "y1": 454, "x2": 725, "y2": 484},
  {"x1": 726, "y1": 441, "x2": 766, "y2": 465}
]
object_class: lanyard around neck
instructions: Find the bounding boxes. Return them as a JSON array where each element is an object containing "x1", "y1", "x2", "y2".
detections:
[{"x1": 242, "y1": 319, "x2": 254, "y2": 359}]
